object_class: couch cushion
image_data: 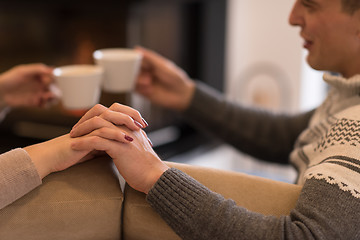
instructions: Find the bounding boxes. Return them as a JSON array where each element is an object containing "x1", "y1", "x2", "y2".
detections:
[{"x1": 0, "y1": 156, "x2": 123, "y2": 240}]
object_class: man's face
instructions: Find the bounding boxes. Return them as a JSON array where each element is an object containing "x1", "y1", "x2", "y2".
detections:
[{"x1": 289, "y1": 0, "x2": 360, "y2": 78}]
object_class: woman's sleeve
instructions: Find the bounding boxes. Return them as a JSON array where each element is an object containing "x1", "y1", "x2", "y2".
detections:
[
  {"x1": 0, "y1": 148, "x2": 42, "y2": 210},
  {"x1": 183, "y1": 82, "x2": 314, "y2": 164},
  {"x1": 147, "y1": 168, "x2": 359, "y2": 240}
]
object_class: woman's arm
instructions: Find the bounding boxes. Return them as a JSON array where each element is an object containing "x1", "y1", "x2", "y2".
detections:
[
  {"x1": 0, "y1": 149, "x2": 41, "y2": 210},
  {"x1": 0, "y1": 134, "x2": 94, "y2": 210},
  {"x1": 0, "y1": 64, "x2": 56, "y2": 108},
  {"x1": 0, "y1": 103, "x2": 146, "y2": 210}
]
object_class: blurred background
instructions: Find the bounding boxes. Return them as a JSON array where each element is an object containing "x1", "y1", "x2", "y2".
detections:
[{"x1": 0, "y1": 0, "x2": 327, "y2": 182}]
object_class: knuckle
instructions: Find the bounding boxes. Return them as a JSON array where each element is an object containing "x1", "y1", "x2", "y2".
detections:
[
  {"x1": 116, "y1": 131, "x2": 125, "y2": 141},
  {"x1": 124, "y1": 115, "x2": 134, "y2": 124},
  {"x1": 110, "y1": 102, "x2": 121, "y2": 109},
  {"x1": 101, "y1": 109, "x2": 111, "y2": 119},
  {"x1": 92, "y1": 116, "x2": 103, "y2": 125},
  {"x1": 133, "y1": 109, "x2": 142, "y2": 118},
  {"x1": 94, "y1": 104, "x2": 105, "y2": 111},
  {"x1": 97, "y1": 127, "x2": 107, "y2": 135},
  {"x1": 89, "y1": 136, "x2": 100, "y2": 144}
]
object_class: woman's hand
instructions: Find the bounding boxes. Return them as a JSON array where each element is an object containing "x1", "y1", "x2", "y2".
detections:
[
  {"x1": 135, "y1": 47, "x2": 196, "y2": 111},
  {"x1": 0, "y1": 63, "x2": 58, "y2": 108},
  {"x1": 24, "y1": 134, "x2": 95, "y2": 179},
  {"x1": 72, "y1": 126, "x2": 168, "y2": 194},
  {"x1": 24, "y1": 102, "x2": 152, "y2": 182},
  {"x1": 70, "y1": 103, "x2": 148, "y2": 141},
  {"x1": 70, "y1": 103, "x2": 168, "y2": 194}
]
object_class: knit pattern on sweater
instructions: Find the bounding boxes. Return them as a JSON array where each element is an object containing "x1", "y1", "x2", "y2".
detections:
[{"x1": 292, "y1": 73, "x2": 360, "y2": 198}]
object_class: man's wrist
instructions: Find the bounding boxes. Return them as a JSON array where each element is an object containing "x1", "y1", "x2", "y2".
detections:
[
  {"x1": 178, "y1": 80, "x2": 196, "y2": 112},
  {"x1": 144, "y1": 164, "x2": 170, "y2": 194}
]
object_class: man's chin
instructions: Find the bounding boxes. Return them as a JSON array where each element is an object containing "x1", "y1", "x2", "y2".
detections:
[{"x1": 306, "y1": 56, "x2": 326, "y2": 71}]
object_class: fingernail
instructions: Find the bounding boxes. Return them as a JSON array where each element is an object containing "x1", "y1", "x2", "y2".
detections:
[
  {"x1": 142, "y1": 118, "x2": 149, "y2": 127},
  {"x1": 134, "y1": 120, "x2": 144, "y2": 128},
  {"x1": 125, "y1": 135, "x2": 134, "y2": 142},
  {"x1": 147, "y1": 137, "x2": 153, "y2": 147}
]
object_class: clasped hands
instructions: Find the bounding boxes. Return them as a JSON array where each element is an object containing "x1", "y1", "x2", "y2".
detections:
[
  {"x1": 71, "y1": 103, "x2": 170, "y2": 194},
  {"x1": 25, "y1": 103, "x2": 169, "y2": 194}
]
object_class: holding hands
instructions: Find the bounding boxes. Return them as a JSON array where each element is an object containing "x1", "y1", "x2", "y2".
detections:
[
  {"x1": 70, "y1": 103, "x2": 169, "y2": 194},
  {"x1": 24, "y1": 102, "x2": 167, "y2": 195}
]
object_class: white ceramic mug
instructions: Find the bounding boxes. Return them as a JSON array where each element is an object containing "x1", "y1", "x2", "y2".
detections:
[
  {"x1": 93, "y1": 48, "x2": 142, "y2": 93},
  {"x1": 53, "y1": 65, "x2": 103, "y2": 110}
]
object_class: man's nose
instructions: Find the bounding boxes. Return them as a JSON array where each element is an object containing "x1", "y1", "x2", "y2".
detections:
[{"x1": 289, "y1": 0, "x2": 304, "y2": 27}]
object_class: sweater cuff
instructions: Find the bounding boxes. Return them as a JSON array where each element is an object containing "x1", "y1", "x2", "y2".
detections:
[
  {"x1": 183, "y1": 81, "x2": 225, "y2": 124},
  {"x1": 146, "y1": 168, "x2": 211, "y2": 232},
  {"x1": 0, "y1": 148, "x2": 42, "y2": 209}
]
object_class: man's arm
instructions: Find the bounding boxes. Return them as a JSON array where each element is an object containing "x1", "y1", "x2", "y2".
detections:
[
  {"x1": 69, "y1": 103, "x2": 358, "y2": 239},
  {"x1": 146, "y1": 107, "x2": 360, "y2": 239},
  {"x1": 184, "y1": 82, "x2": 314, "y2": 164},
  {"x1": 147, "y1": 169, "x2": 357, "y2": 240}
]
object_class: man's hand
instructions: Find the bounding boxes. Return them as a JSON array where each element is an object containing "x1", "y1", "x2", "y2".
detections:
[{"x1": 135, "y1": 47, "x2": 196, "y2": 111}]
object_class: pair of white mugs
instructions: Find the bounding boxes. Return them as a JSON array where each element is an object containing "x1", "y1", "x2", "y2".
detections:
[{"x1": 53, "y1": 48, "x2": 142, "y2": 110}]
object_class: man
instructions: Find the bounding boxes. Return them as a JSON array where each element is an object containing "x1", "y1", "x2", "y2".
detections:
[{"x1": 71, "y1": 0, "x2": 360, "y2": 239}]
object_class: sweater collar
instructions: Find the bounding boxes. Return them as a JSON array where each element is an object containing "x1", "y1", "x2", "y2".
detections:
[{"x1": 323, "y1": 73, "x2": 360, "y2": 96}]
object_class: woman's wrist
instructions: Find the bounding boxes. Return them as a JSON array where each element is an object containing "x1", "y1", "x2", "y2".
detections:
[{"x1": 24, "y1": 143, "x2": 53, "y2": 179}]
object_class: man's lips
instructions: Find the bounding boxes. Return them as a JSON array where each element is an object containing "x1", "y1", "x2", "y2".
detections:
[
  {"x1": 303, "y1": 40, "x2": 313, "y2": 49},
  {"x1": 300, "y1": 33, "x2": 313, "y2": 49}
]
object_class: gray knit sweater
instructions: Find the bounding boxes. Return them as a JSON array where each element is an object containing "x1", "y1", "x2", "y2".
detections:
[{"x1": 147, "y1": 73, "x2": 360, "y2": 239}]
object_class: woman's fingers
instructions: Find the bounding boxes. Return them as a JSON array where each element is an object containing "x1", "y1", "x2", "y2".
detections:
[
  {"x1": 71, "y1": 135, "x2": 114, "y2": 152},
  {"x1": 72, "y1": 103, "x2": 148, "y2": 132},
  {"x1": 89, "y1": 127, "x2": 134, "y2": 143},
  {"x1": 71, "y1": 115, "x2": 116, "y2": 137},
  {"x1": 71, "y1": 115, "x2": 135, "y2": 143},
  {"x1": 72, "y1": 104, "x2": 108, "y2": 129},
  {"x1": 71, "y1": 135, "x2": 128, "y2": 156},
  {"x1": 71, "y1": 112, "x2": 145, "y2": 139},
  {"x1": 109, "y1": 103, "x2": 148, "y2": 128}
]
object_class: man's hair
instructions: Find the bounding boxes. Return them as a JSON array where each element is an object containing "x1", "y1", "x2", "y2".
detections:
[{"x1": 342, "y1": 0, "x2": 360, "y2": 14}]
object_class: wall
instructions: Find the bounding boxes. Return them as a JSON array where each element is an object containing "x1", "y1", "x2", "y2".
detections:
[{"x1": 225, "y1": 0, "x2": 325, "y2": 113}]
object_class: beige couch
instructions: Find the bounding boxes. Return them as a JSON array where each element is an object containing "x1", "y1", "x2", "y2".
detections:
[{"x1": 0, "y1": 156, "x2": 302, "y2": 240}]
